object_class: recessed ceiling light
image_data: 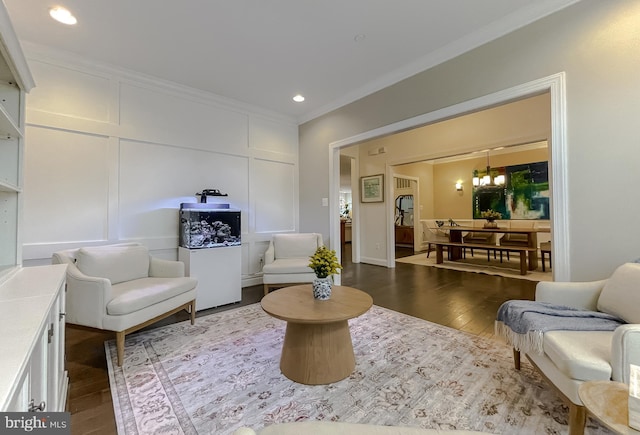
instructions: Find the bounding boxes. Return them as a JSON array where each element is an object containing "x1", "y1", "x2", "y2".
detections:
[
  {"x1": 50, "y1": 6, "x2": 77, "y2": 25},
  {"x1": 293, "y1": 94, "x2": 305, "y2": 103}
]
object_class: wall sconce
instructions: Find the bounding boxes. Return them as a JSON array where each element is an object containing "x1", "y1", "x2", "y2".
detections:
[{"x1": 455, "y1": 180, "x2": 463, "y2": 191}]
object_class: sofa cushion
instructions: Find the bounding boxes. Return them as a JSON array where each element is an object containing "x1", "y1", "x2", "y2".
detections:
[
  {"x1": 76, "y1": 245, "x2": 150, "y2": 285},
  {"x1": 274, "y1": 234, "x2": 319, "y2": 259},
  {"x1": 597, "y1": 262, "x2": 640, "y2": 323},
  {"x1": 543, "y1": 330, "x2": 613, "y2": 381},
  {"x1": 107, "y1": 277, "x2": 197, "y2": 315},
  {"x1": 262, "y1": 258, "x2": 314, "y2": 274}
]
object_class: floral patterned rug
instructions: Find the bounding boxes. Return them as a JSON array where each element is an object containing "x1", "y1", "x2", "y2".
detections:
[{"x1": 106, "y1": 303, "x2": 610, "y2": 434}]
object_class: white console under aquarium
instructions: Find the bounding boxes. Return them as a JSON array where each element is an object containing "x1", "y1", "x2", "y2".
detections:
[{"x1": 178, "y1": 203, "x2": 242, "y2": 310}]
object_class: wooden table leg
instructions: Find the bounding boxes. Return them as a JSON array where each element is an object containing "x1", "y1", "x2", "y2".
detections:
[
  {"x1": 448, "y1": 229, "x2": 463, "y2": 260},
  {"x1": 280, "y1": 320, "x2": 355, "y2": 385},
  {"x1": 528, "y1": 232, "x2": 539, "y2": 270},
  {"x1": 519, "y1": 250, "x2": 527, "y2": 275},
  {"x1": 436, "y1": 245, "x2": 444, "y2": 264}
]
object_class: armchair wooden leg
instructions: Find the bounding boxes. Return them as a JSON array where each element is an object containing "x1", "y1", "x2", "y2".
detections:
[
  {"x1": 568, "y1": 403, "x2": 586, "y2": 435},
  {"x1": 189, "y1": 300, "x2": 196, "y2": 325},
  {"x1": 116, "y1": 331, "x2": 125, "y2": 367},
  {"x1": 513, "y1": 348, "x2": 521, "y2": 370},
  {"x1": 264, "y1": 284, "x2": 270, "y2": 296}
]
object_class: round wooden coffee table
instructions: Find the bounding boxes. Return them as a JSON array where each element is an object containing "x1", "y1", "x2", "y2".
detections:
[
  {"x1": 578, "y1": 381, "x2": 640, "y2": 434},
  {"x1": 261, "y1": 284, "x2": 373, "y2": 385}
]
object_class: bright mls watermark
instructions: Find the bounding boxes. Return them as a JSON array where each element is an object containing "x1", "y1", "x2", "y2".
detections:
[{"x1": 0, "y1": 413, "x2": 70, "y2": 434}]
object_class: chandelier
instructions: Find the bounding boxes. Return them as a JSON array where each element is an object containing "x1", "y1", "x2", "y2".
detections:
[{"x1": 472, "y1": 151, "x2": 505, "y2": 187}]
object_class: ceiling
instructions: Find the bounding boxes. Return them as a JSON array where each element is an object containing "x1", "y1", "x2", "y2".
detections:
[{"x1": 4, "y1": 0, "x2": 578, "y2": 123}]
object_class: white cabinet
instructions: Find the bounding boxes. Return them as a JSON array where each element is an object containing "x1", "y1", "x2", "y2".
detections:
[
  {"x1": 179, "y1": 246, "x2": 242, "y2": 310},
  {"x1": 0, "y1": 265, "x2": 69, "y2": 412}
]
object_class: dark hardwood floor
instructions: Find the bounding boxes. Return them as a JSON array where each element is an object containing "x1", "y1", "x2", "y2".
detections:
[{"x1": 66, "y1": 245, "x2": 536, "y2": 434}]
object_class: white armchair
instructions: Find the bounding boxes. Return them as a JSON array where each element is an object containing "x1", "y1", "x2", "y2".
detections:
[
  {"x1": 420, "y1": 219, "x2": 449, "y2": 258},
  {"x1": 52, "y1": 243, "x2": 198, "y2": 366},
  {"x1": 262, "y1": 233, "x2": 323, "y2": 295},
  {"x1": 513, "y1": 263, "x2": 640, "y2": 435}
]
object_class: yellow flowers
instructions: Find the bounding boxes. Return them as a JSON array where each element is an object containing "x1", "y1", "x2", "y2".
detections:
[
  {"x1": 308, "y1": 246, "x2": 342, "y2": 278},
  {"x1": 481, "y1": 209, "x2": 502, "y2": 220}
]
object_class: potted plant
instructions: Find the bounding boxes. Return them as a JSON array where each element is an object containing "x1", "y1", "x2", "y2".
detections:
[
  {"x1": 481, "y1": 209, "x2": 502, "y2": 228},
  {"x1": 308, "y1": 246, "x2": 342, "y2": 300}
]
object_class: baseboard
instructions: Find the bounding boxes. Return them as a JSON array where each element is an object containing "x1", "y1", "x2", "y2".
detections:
[{"x1": 359, "y1": 256, "x2": 388, "y2": 267}]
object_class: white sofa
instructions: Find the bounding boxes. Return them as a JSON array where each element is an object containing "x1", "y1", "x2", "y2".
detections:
[
  {"x1": 52, "y1": 243, "x2": 198, "y2": 366},
  {"x1": 234, "y1": 422, "x2": 487, "y2": 434},
  {"x1": 262, "y1": 233, "x2": 323, "y2": 295},
  {"x1": 514, "y1": 262, "x2": 640, "y2": 435}
]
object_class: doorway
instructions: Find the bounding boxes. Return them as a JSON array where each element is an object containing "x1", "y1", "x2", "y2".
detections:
[
  {"x1": 393, "y1": 175, "x2": 419, "y2": 258},
  {"x1": 331, "y1": 73, "x2": 568, "y2": 281}
]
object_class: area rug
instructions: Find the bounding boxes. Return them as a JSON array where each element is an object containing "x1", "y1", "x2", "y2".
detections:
[
  {"x1": 106, "y1": 303, "x2": 609, "y2": 434},
  {"x1": 396, "y1": 252, "x2": 552, "y2": 282}
]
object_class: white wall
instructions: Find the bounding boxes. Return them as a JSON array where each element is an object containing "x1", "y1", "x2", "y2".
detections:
[
  {"x1": 21, "y1": 47, "x2": 299, "y2": 287},
  {"x1": 299, "y1": 0, "x2": 640, "y2": 281}
]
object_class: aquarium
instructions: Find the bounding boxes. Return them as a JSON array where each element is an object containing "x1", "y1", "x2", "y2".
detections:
[{"x1": 179, "y1": 203, "x2": 241, "y2": 249}]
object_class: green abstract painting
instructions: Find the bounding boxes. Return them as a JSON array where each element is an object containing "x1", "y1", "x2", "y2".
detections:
[{"x1": 472, "y1": 161, "x2": 549, "y2": 220}]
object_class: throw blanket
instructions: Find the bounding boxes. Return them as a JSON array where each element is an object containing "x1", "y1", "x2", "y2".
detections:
[{"x1": 495, "y1": 300, "x2": 624, "y2": 355}]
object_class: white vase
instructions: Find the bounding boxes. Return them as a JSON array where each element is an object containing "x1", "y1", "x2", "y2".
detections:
[
  {"x1": 484, "y1": 220, "x2": 498, "y2": 229},
  {"x1": 312, "y1": 276, "x2": 332, "y2": 300}
]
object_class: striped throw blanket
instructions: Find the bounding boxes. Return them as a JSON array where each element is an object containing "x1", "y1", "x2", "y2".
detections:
[{"x1": 495, "y1": 300, "x2": 624, "y2": 355}]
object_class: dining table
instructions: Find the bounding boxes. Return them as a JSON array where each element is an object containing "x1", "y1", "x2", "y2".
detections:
[{"x1": 441, "y1": 225, "x2": 550, "y2": 271}]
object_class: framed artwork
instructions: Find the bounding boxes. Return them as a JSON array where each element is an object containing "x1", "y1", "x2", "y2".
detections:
[
  {"x1": 472, "y1": 160, "x2": 549, "y2": 219},
  {"x1": 361, "y1": 174, "x2": 384, "y2": 203}
]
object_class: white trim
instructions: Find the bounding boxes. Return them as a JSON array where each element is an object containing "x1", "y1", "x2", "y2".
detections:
[
  {"x1": 349, "y1": 157, "x2": 360, "y2": 264},
  {"x1": 330, "y1": 73, "x2": 569, "y2": 280},
  {"x1": 329, "y1": 145, "x2": 341, "y2": 285}
]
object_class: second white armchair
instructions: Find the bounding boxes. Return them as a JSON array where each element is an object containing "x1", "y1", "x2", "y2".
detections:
[{"x1": 262, "y1": 233, "x2": 324, "y2": 295}]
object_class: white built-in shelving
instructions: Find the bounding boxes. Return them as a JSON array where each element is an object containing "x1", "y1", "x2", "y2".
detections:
[
  {"x1": 0, "y1": 2, "x2": 68, "y2": 414},
  {"x1": 0, "y1": 2, "x2": 33, "y2": 282}
]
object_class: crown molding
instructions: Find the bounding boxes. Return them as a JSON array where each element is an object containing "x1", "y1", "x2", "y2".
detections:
[
  {"x1": 298, "y1": 0, "x2": 580, "y2": 125},
  {"x1": 21, "y1": 41, "x2": 297, "y2": 125}
]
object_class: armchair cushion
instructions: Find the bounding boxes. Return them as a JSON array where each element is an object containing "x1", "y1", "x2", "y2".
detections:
[
  {"x1": 597, "y1": 263, "x2": 640, "y2": 323},
  {"x1": 273, "y1": 233, "x2": 319, "y2": 259},
  {"x1": 543, "y1": 330, "x2": 613, "y2": 381},
  {"x1": 262, "y1": 258, "x2": 313, "y2": 275},
  {"x1": 107, "y1": 277, "x2": 198, "y2": 315},
  {"x1": 76, "y1": 245, "x2": 150, "y2": 284}
]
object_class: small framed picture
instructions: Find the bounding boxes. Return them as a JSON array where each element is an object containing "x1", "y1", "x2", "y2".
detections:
[{"x1": 360, "y1": 174, "x2": 384, "y2": 203}]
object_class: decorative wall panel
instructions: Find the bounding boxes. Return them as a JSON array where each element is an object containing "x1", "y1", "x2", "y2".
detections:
[
  {"x1": 249, "y1": 114, "x2": 298, "y2": 155},
  {"x1": 23, "y1": 126, "x2": 110, "y2": 243},
  {"x1": 119, "y1": 83, "x2": 249, "y2": 152},
  {"x1": 119, "y1": 139, "x2": 249, "y2": 240},
  {"x1": 253, "y1": 159, "x2": 295, "y2": 233},
  {"x1": 26, "y1": 60, "x2": 112, "y2": 122}
]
